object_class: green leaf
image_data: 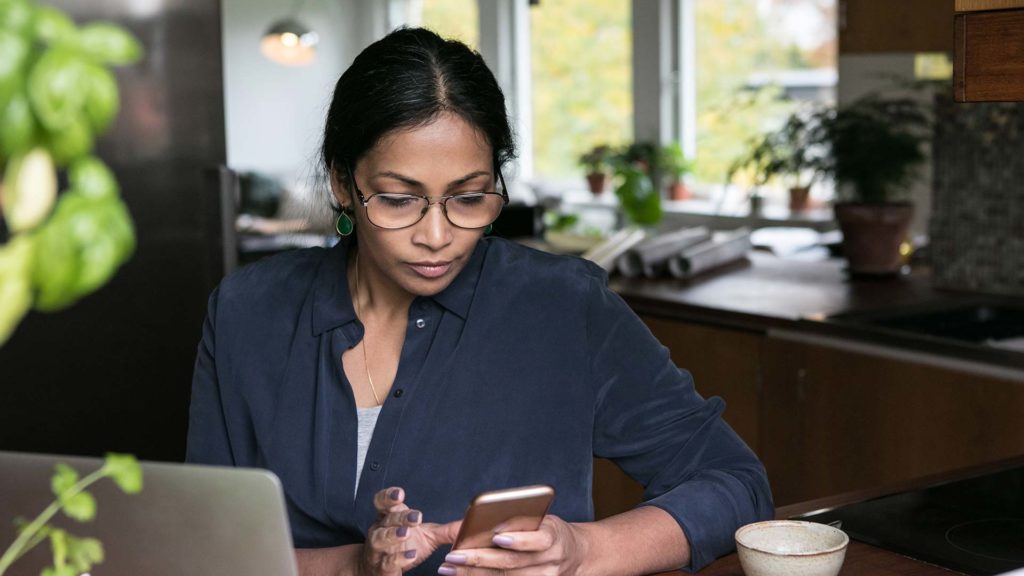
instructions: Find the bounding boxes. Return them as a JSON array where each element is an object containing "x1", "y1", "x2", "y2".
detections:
[
  {"x1": 50, "y1": 463, "x2": 78, "y2": 497},
  {"x1": 69, "y1": 156, "x2": 118, "y2": 200},
  {"x1": 44, "y1": 114, "x2": 93, "y2": 166},
  {"x1": 65, "y1": 534, "x2": 104, "y2": 572},
  {"x1": 0, "y1": 0, "x2": 34, "y2": 35},
  {"x1": 81, "y1": 62, "x2": 119, "y2": 133},
  {"x1": 60, "y1": 491, "x2": 96, "y2": 522},
  {"x1": 0, "y1": 234, "x2": 33, "y2": 345},
  {"x1": 76, "y1": 22, "x2": 142, "y2": 65},
  {"x1": 27, "y1": 46, "x2": 88, "y2": 132},
  {"x1": 31, "y1": 207, "x2": 84, "y2": 312},
  {"x1": 0, "y1": 91, "x2": 43, "y2": 158},
  {"x1": 0, "y1": 29, "x2": 30, "y2": 108},
  {"x1": 103, "y1": 453, "x2": 142, "y2": 494},
  {"x1": 32, "y1": 5, "x2": 77, "y2": 46},
  {"x1": 41, "y1": 565, "x2": 77, "y2": 576}
]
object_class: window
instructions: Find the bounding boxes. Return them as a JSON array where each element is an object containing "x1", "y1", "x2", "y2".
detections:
[
  {"x1": 688, "y1": 0, "x2": 836, "y2": 204},
  {"x1": 529, "y1": 0, "x2": 632, "y2": 181},
  {"x1": 411, "y1": 0, "x2": 479, "y2": 48}
]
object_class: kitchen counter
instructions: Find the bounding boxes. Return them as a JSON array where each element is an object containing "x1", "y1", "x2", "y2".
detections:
[{"x1": 608, "y1": 251, "x2": 1024, "y2": 374}]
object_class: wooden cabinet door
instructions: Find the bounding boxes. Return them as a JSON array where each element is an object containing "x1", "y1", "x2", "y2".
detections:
[
  {"x1": 955, "y1": 6, "x2": 1024, "y2": 101},
  {"x1": 592, "y1": 317, "x2": 763, "y2": 519},
  {"x1": 761, "y1": 333, "x2": 1024, "y2": 506}
]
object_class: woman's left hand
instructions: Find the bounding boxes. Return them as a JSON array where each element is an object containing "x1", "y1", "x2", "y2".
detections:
[{"x1": 436, "y1": 515, "x2": 589, "y2": 575}]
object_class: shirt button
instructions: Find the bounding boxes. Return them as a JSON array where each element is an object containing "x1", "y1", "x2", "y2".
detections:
[
  {"x1": 415, "y1": 318, "x2": 426, "y2": 328},
  {"x1": 393, "y1": 388, "x2": 404, "y2": 398},
  {"x1": 369, "y1": 461, "x2": 381, "y2": 471}
]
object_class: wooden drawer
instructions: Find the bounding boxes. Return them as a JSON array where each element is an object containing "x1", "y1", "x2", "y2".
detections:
[{"x1": 955, "y1": 7, "x2": 1024, "y2": 101}]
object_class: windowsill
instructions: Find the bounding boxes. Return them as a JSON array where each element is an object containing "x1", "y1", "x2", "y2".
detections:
[{"x1": 557, "y1": 189, "x2": 837, "y2": 233}]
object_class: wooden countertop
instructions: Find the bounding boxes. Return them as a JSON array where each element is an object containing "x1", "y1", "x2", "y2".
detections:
[
  {"x1": 609, "y1": 251, "x2": 943, "y2": 329},
  {"x1": 608, "y1": 251, "x2": 1024, "y2": 372}
]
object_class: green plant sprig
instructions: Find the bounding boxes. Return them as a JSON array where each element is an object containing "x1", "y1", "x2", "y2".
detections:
[{"x1": 0, "y1": 453, "x2": 142, "y2": 576}]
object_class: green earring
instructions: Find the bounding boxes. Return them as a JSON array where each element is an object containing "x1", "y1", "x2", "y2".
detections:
[
  {"x1": 484, "y1": 224, "x2": 493, "y2": 235},
  {"x1": 336, "y1": 211, "x2": 354, "y2": 236}
]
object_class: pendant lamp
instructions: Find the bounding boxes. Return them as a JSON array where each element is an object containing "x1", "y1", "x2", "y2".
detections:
[{"x1": 260, "y1": 5, "x2": 319, "y2": 67}]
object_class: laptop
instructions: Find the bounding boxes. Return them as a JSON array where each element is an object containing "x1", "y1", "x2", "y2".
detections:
[{"x1": 0, "y1": 451, "x2": 299, "y2": 576}]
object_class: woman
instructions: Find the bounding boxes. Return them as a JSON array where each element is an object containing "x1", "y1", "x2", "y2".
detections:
[{"x1": 187, "y1": 27, "x2": 772, "y2": 576}]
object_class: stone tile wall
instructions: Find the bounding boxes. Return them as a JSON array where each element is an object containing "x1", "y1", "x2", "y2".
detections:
[{"x1": 931, "y1": 96, "x2": 1024, "y2": 296}]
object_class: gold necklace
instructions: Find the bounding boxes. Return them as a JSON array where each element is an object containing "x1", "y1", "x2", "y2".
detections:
[{"x1": 352, "y1": 254, "x2": 383, "y2": 406}]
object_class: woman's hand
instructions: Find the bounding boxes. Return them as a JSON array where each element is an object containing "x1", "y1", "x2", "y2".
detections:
[
  {"x1": 436, "y1": 515, "x2": 588, "y2": 576},
  {"x1": 359, "y1": 486, "x2": 460, "y2": 576}
]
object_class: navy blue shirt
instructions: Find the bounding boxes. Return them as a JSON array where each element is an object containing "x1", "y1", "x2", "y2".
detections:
[{"x1": 186, "y1": 237, "x2": 773, "y2": 573}]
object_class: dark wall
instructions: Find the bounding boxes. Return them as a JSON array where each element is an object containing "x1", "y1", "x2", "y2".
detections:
[
  {"x1": 931, "y1": 95, "x2": 1024, "y2": 296},
  {"x1": 0, "y1": 0, "x2": 227, "y2": 461}
]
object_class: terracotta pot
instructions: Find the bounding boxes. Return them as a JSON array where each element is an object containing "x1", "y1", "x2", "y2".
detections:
[
  {"x1": 788, "y1": 186, "x2": 811, "y2": 212},
  {"x1": 668, "y1": 181, "x2": 691, "y2": 200},
  {"x1": 586, "y1": 172, "x2": 609, "y2": 195},
  {"x1": 834, "y1": 202, "x2": 913, "y2": 275}
]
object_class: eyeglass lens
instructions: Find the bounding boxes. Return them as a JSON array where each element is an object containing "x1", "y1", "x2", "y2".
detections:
[{"x1": 367, "y1": 193, "x2": 505, "y2": 229}]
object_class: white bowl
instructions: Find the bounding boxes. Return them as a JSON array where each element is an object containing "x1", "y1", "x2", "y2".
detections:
[{"x1": 735, "y1": 520, "x2": 849, "y2": 576}]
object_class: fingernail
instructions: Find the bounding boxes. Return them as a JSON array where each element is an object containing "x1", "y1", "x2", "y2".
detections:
[
  {"x1": 492, "y1": 534, "x2": 514, "y2": 547},
  {"x1": 404, "y1": 549, "x2": 417, "y2": 559},
  {"x1": 396, "y1": 526, "x2": 408, "y2": 538},
  {"x1": 444, "y1": 553, "x2": 467, "y2": 565},
  {"x1": 438, "y1": 566, "x2": 456, "y2": 576},
  {"x1": 406, "y1": 510, "x2": 421, "y2": 523},
  {"x1": 389, "y1": 488, "x2": 400, "y2": 500}
]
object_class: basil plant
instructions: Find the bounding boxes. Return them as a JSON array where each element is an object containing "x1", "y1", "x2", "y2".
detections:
[{"x1": 0, "y1": 0, "x2": 142, "y2": 345}]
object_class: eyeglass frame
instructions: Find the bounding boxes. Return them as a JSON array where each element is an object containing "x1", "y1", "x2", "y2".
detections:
[{"x1": 344, "y1": 162, "x2": 509, "y2": 230}]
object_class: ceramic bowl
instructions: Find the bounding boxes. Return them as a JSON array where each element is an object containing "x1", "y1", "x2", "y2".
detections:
[{"x1": 735, "y1": 520, "x2": 849, "y2": 576}]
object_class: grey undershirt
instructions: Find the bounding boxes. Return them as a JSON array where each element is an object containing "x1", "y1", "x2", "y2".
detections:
[{"x1": 354, "y1": 405, "x2": 382, "y2": 497}]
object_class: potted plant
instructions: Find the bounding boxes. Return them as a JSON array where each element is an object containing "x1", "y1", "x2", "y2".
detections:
[
  {"x1": 578, "y1": 144, "x2": 614, "y2": 195},
  {"x1": 728, "y1": 110, "x2": 823, "y2": 213},
  {"x1": 812, "y1": 95, "x2": 930, "y2": 275},
  {"x1": 611, "y1": 142, "x2": 662, "y2": 227},
  {"x1": 0, "y1": 1, "x2": 145, "y2": 573},
  {"x1": 659, "y1": 142, "x2": 694, "y2": 201}
]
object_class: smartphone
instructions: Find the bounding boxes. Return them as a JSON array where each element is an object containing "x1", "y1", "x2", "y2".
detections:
[{"x1": 451, "y1": 484, "x2": 555, "y2": 550}]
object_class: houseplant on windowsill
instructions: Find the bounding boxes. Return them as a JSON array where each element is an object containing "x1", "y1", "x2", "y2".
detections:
[
  {"x1": 659, "y1": 142, "x2": 694, "y2": 201},
  {"x1": 0, "y1": 0, "x2": 144, "y2": 573},
  {"x1": 611, "y1": 142, "x2": 662, "y2": 227},
  {"x1": 578, "y1": 144, "x2": 614, "y2": 195},
  {"x1": 812, "y1": 94, "x2": 930, "y2": 275},
  {"x1": 728, "y1": 109, "x2": 824, "y2": 213}
]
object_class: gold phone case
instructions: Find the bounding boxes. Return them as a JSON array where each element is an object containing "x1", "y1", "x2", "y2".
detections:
[{"x1": 451, "y1": 484, "x2": 555, "y2": 550}]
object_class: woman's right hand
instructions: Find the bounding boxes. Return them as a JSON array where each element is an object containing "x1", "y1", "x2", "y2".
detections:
[{"x1": 358, "y1": 486, "x2": 460, "y2": 576}]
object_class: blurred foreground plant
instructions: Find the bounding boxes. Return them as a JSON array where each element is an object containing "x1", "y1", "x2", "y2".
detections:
[
  {"x1": 0, "y1": 454, "x2": 142, "y2": 576},
  {"x1": 0, "y1": 0, "x2": 142, "y2": 345}
]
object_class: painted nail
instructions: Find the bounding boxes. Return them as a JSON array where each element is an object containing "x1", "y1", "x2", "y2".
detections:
[
  {"x1": 388, "y1": 488, "x2": 400, "y2": 500},
  {"x1": 404, "y1": 549, "x2": 417, "y2": 559},
  {"x1": 444, "y1": 553, "x2": 467, "y2": 565},
  {"x1": 438, "y1": 566, "x2": 456, "y2": 576},
  {"x1": 492, "y1": 534, "x2": 514, "y2": 547},
  {"x1": 396, "y1": 526, "x2": 408, "y2": 538},
  {"x1": 406, "y1": 510, "x2": 421, "y2": 523}
]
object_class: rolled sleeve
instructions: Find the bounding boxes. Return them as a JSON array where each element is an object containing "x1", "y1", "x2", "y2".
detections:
[{"x1": 586, "y1": 270, "x2": 773, "y2": 571}]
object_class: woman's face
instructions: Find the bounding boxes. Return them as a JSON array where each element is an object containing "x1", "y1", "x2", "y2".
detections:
[{"x1": 333, "y1": 113, "x2": 496, "y2": 298}]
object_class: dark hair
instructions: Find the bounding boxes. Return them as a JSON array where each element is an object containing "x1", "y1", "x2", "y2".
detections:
[{"x1": 321, "y1": 27, "x2": 516, "y2": 209}]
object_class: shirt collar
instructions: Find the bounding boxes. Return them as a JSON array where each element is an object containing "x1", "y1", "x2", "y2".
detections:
[{"x1": 310, "y1": 239, "x2": 487, "y2": 335}]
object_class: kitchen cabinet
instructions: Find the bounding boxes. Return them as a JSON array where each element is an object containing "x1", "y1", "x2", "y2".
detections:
[
  {"x1": 760, "y1": 332, "x2": 1024, "y2": 505},
  {"x1": 839, "y1": 0, "x2": 954, "y2": 54},
  {"x1": 592, "y1": 317, "x2": 763, "y2": 519},
  {"x1": 954, "y1": 0, "x2": 1024, "y2": 101}
]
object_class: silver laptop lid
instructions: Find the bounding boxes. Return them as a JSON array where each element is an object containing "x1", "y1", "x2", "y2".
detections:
[{"x1": 0, "y1": 451, "x2": 299, "y2": 576}]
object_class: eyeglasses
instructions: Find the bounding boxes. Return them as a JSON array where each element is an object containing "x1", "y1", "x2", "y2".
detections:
[{"x1": 345, "y1": 165, "x2": 509, "y2": 230}]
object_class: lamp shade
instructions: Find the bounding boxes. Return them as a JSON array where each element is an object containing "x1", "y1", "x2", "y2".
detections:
[{"x1": 260, "y1": 18, "x2": 319, "y2": 66}]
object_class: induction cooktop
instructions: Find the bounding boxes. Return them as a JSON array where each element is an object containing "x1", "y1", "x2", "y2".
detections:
[{"x1": 798, "y1": 466, "x2": 1024, "y2": 575}]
